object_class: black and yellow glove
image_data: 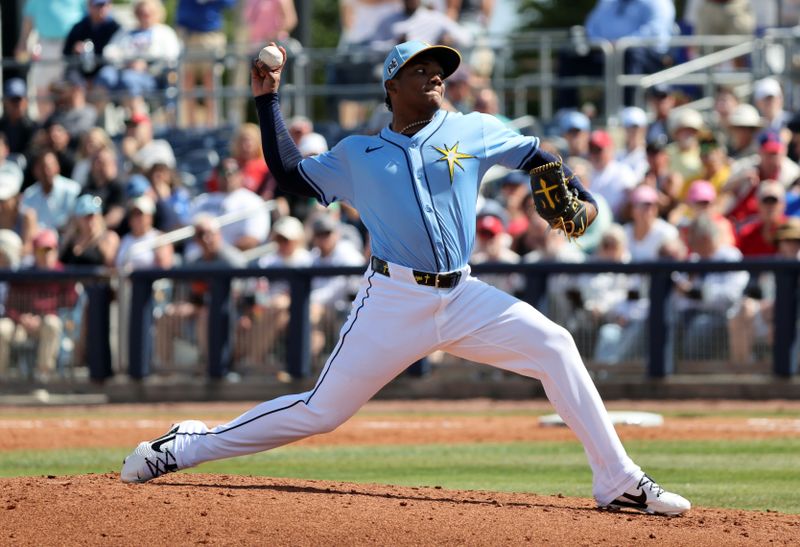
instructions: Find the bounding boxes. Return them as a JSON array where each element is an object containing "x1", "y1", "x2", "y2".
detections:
[{"x1": 529, "y1": 158, "x2": 589, "y2": 240}]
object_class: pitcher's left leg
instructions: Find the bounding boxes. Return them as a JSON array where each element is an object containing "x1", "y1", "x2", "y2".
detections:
[{"x1": 441, "y1": 278, "x2": 640, "y2": 504}]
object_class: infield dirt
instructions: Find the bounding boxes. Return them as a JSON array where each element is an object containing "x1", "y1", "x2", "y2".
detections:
[{"x1": 2, "y1": 400, "x2": 799, "y2": 545}]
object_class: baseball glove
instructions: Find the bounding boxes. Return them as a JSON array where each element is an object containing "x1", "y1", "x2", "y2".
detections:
[{"x1": 529, "y1": 159, "x2": 589, "y2": 240}]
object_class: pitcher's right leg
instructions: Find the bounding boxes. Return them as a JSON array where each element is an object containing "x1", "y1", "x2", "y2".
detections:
[{"x1": 122, "y1": 271, "x2": 438, "y2": 482}]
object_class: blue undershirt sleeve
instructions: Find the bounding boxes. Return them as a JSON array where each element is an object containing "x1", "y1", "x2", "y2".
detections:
[{"x1": 254, "y1": 93, "x2": 323, "y2": 201}]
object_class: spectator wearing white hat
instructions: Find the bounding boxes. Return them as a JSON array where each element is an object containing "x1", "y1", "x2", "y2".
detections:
[
  {"x1": 752, "y1": 77, "x2": 792, "y2": 135},
  {"x1": 0, "y1": 133, "x2": 24, "y2": 185},
  {"x1": 298, "y1": 132, "x2": 329, "y2": 157},
  {"x1": 0, "y1": 230, "x2": 23, "y2": 322},
  {"x1": 115, "y1": 195, "x2": 174, "y2": 270},
  {"x1": 727, "y1": 103, "x2": 763, "y2": 159},
  {"x1": 236, "y1": 216, "x2": 311, "y2": 373},
  {"x1": 0, "y1": 168, "x2": 37, "y2": 259},
  {"x1": 616, "y1": 106, "x2": 649, "y2": 181},
  {"x1": 666, "y1": 108, "x2": 705, "y2": 184}
]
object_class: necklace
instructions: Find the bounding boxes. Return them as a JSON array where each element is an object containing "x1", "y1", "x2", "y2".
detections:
[{"x1": 398, "y1": 117, "x2": 433, "y2": 134}]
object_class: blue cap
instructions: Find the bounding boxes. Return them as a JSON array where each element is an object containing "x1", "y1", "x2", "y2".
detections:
[
  {"x1": 382, "y1": 41, "x2": 461, "y2": 86},
  {"x1": 4, "y1": 78, "x2": 26, "y2": 98},
  {"x1": 560, "y1": 110, "x2": 590, "y2": 133},
  {"x1": 126, "y1": 174, "x2": 151, "y2": 198},
  {"x1": 74, "y1": 194, "x2": 103, "y2": 216}
]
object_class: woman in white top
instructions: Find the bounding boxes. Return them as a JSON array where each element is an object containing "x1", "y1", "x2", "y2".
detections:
[
  {"x1": 623, "y1": 184, "x2": 679, "y2": 262},
  {"x1": 97, "y1": 0, "x2": 181, "y2": 112},
  {"x1": 115, "y1": 195, "x2": 173, "y2": 270}
]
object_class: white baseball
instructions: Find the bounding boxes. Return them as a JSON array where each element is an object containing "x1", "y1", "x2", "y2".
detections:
[{"x1": 258, "y1": 45, "x2": 284, "y2": 69}]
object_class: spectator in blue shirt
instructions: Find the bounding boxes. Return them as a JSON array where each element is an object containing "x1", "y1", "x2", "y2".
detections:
[
  {"x1": 176, "y1": 0, "x2": 238, "y2": 127},
  {"x1": 62, "y1": 0, "x2": 121, "y2": 80},
  {"x1": 557, "y1": 0, "x2": 675, "y2": 111}
]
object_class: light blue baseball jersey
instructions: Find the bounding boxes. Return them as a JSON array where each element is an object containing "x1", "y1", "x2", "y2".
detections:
[{"x1": 299, "y1": 109, "x2": 538, "y2": 273}]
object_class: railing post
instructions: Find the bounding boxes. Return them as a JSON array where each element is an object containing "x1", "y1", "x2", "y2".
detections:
[
  {"x1": 128, "y1": 277, "x2": 154, "y2": 379},
  {"x1": 773, "y1": 269, "x2": 798, "y2": 377},
  {"x1": 287, "y1": 273, "x2": 312, "y2": 378},
  {"x1": 647, "y1": 271, "x2": 673, "y2": 378},
  {"x1": 85, "y1": 283, "x2": 113, "y2": 381},
  {"x1": 522, "y1": 270, "x2": 548, "y2": 311},
  {"x1": 207, "y1": 276, "x2": 232, "y2": 379}
]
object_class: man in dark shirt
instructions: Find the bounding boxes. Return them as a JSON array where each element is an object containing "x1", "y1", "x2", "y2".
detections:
[
  {"x1": 62, "y1": 0, "x2": 121, "y2": 80},
  {"x1": 0, "y1": 79, "x2": 38, "y2": 157}
]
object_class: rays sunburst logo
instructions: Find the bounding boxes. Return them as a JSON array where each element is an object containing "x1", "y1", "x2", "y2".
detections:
[{"x1": 432, "y1": 142, "x2": 475, "y2": 184}]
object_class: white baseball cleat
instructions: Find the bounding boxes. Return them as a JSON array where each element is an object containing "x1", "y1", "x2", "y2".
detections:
[
  {"x1": 120, "y1": 424, "x2": 182, "y2": 483},
  {"x1": 600, "y1": 473, "x2": 691, "y2": 516}
]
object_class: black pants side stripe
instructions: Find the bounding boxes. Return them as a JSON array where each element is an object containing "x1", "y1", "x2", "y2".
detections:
[{"x1": 176, "y1": 270, "x2": 377, "y2": 438}]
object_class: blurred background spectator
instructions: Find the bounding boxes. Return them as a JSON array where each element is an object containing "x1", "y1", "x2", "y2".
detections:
[
  {"x1": 62, "y1": 0, "x2": 121, "y2": 82},
  {"x1": 671, "y1": 215, "x2": 748, "y2": 360},
  {"x1": 0, "y1": 229, "x2": 79, "y2": 381},
  {"x1": 0, "y1": 79, "x2": 38, "y2": 157},
  {"x1": 190, "y1": 158, "x2": 269, "y2": 253},
  {"x1": 752, "y1": 77, "x2": 791, "y2": 135},
  {"x1": 559, "y1": 110, "x2": 591, "y2": 160},
  {"x1": 176, "y1": 0, "x2": 237, "y2": 127},
  {"x1": 558, "y1": 0, "x2": 675, "y2": 110},
  {"x1": 80, "y1": 147, "x2": 126, "y2": 230},
  {"x1": 97, "y1": 0, "x2": 181, "y2": 114},
  {"x1": 236, "y1": 215, "x2": 310, "y2": 374},
  {"x1": 726, "y1": 104, "x2": 763, "y2": 160},
  {"x1": 0, "y1": 171, "x2": 37, "y2": 259},
  {"x1": 21, "y1": 149, "x2": 81, "y2": 232},
  {"x1": 46, "y1": 72, "x2": 97, "y2": 144},
  {"x1": 308, "y1": 213, "x2": 365, "y2": 360},
  {"x1": 59, "y1": 194, "x2": 119, "y2": 267},
  {"x1": 587, "y1": 129, "x2": 638, "y2": 219},
  {"x1": 154, "y1": 213, "x2": 246, "y2": 370},
  {"x1": 115, "y1": 195, "x2": 174, "y2": 270},
  {"x1": 617, "y1": 106, "x2": 649, "y2": 181},
  {"x1": 14, "y1": 0, "x2": 87, "y2": 119},
  {"x1": 623, "y1": 184, "x2": 678, "y2": 261}
]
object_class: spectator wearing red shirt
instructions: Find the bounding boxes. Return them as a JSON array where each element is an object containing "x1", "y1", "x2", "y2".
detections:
[
  {"x1": 735, "y1": 180, "x2": 786, "y2": 257},
  {"x1": 206, "y1": 123, "x2": 270, "y2": 195},
  {"x1": 723, "y1": 132, "x2": 800, "y2": 226}
]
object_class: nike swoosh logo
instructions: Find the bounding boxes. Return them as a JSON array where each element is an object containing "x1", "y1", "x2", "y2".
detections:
[
  {"x1": 365, "y1": 145, "x2": 384, "y2": 153},
  {"x1": 150, "y1": 425, "x2": 179, "y2": 452},
  {"x1": 621, "y1": 490, "x2": 648, "y2": 506}
]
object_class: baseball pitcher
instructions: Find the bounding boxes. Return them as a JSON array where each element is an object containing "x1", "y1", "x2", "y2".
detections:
[{"x1": 121, "y1": 41, "x2": 690, "y2": 516}]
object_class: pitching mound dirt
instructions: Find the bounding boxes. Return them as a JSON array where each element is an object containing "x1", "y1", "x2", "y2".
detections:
[{"x1": 2, "y1": 473, "x2": 798, "y2": 546}]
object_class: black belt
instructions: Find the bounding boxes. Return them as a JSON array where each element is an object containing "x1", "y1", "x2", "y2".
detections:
[{"x1": 371, "y1": 256, "x2": 462, "y2": 289}]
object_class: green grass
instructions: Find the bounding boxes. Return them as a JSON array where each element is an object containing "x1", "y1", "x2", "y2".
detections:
[{"x1": 1, "y1": 439, "x2": 799, "y2": 513}]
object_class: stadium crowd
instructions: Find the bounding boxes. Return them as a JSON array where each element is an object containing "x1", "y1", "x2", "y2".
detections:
[{"x1": 1, "y1": 0, "x2": 800, "y2": 380}]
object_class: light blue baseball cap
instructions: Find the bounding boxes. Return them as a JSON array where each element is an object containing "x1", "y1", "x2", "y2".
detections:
[
  {"x1": 559, "y1": 110, "x2": 591, "y2": 133},
  {"x1": 74, "y1": 194, "x2": 103, "y2": 216},
  {"x1": 382, "y1": 40, "x2": 461, "y2": 86}
]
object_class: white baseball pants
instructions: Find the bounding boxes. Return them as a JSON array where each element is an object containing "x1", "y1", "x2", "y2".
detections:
[{"x1": 175, "y1": 260, "x2": 642, "y2": 504}]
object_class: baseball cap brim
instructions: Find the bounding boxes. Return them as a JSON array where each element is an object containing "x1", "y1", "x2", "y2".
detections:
[{"x1": 383, "y1": 42, "x2": 461, "y2": 85}]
